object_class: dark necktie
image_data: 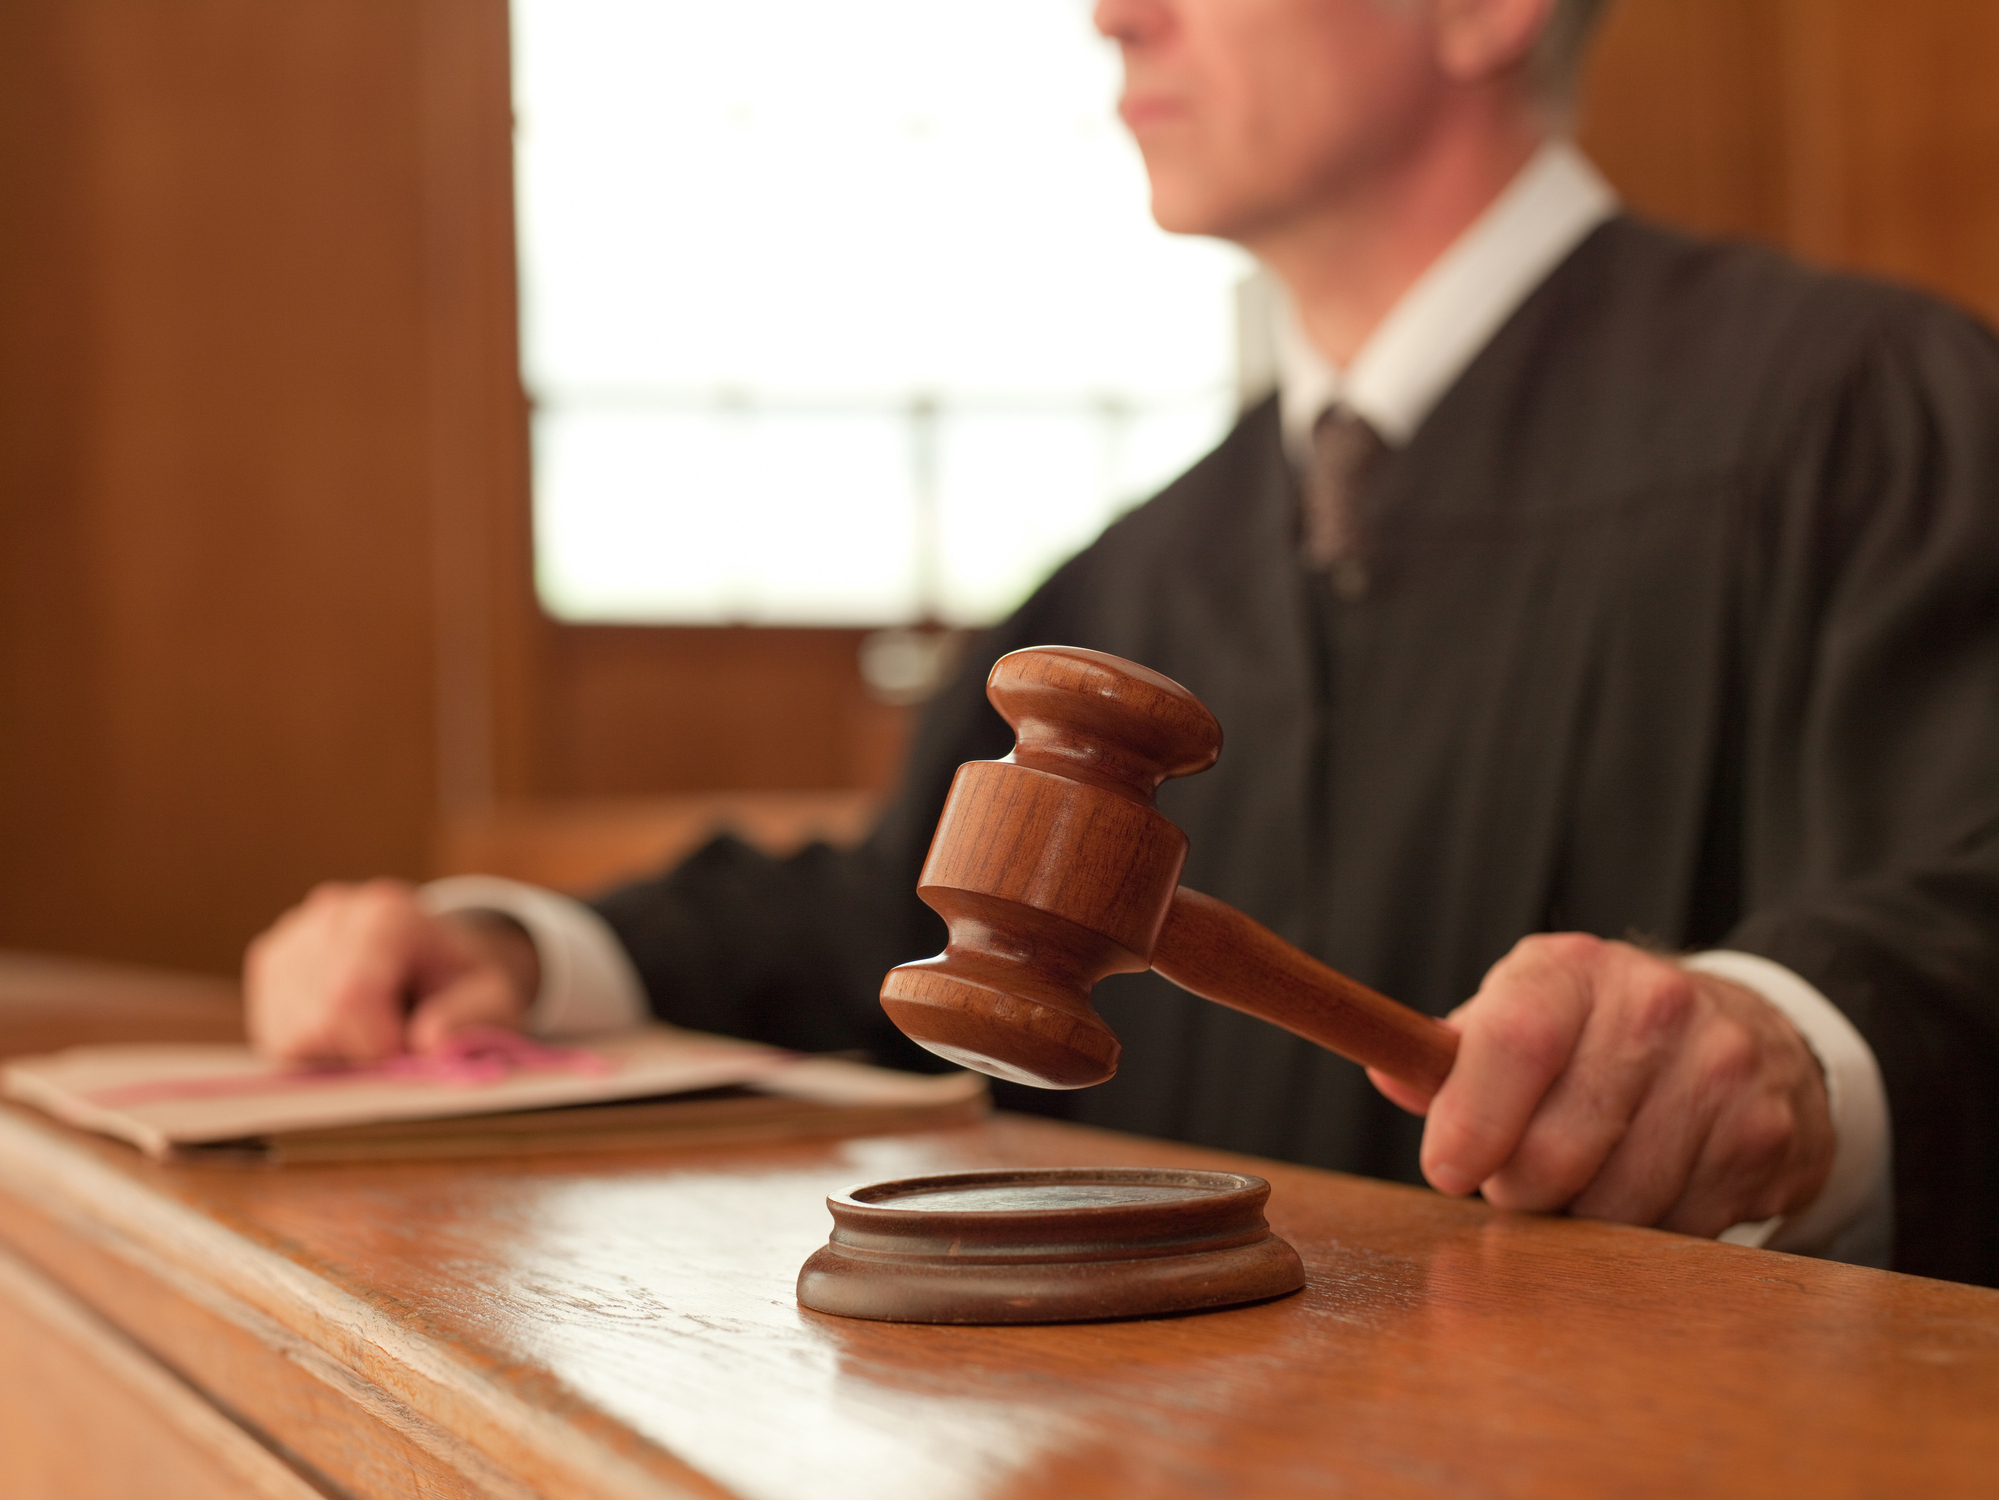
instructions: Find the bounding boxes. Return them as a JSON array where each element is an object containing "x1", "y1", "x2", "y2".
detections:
[{"x1": 1305, "y1": 405, "x2": 1383, "y2": 601}]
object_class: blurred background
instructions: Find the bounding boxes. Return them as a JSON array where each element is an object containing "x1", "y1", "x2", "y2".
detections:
[{"x1": 1, "y1": 0, "x2": 1995, "y2": 976}]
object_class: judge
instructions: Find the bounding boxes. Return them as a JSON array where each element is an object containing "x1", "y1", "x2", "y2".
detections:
[{"x1": 245, "y1": 0, "x2": 1999, "y2": 1285}]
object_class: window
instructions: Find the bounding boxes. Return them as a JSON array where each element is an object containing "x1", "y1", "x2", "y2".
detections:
[{"x1": 514, "y1": 0, "x2": 1252, "y2": 627}]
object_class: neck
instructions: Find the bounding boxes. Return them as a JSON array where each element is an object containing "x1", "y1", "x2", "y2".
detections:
[{"x1": 1243, "y1": 105, "x2": 1547, "y2": 368}]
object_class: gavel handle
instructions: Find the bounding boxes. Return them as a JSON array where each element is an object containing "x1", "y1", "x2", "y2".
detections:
[{"x1": 1151, "y1": 886, "x2": 1459, "y2": 1102}]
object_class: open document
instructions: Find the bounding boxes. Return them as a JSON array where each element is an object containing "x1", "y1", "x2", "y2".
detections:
[{"x1": 2, "y1": 1026, "x2": 987, "y2": 1163}]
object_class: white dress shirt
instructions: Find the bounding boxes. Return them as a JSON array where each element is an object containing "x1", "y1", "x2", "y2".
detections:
[{"x1": 426, "y1": 140, "x2": 1893, "y2": 1268}]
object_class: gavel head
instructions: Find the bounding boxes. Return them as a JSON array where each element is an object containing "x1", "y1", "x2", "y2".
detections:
[{"x1": 879, "y1": 647, "x2": 1222, "y2": 1089}]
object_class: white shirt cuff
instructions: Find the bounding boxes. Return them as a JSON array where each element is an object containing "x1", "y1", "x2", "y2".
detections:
[
  {"x1": 1683, "y1": 950, "x2": 1894, "y2": 1267},
  {"x1": 418, "y1": 876, "x2": 649, "y2": 1039}
]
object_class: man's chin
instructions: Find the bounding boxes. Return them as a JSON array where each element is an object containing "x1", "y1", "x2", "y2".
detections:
[
  {"x1": 1149, "y1": 179, "x2": 1334, "y2": 257},
  {"x1": 1145, "y1": 184, "x2": 1250, "y2": 242}
]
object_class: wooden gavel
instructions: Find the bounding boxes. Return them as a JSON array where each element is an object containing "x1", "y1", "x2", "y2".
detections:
[{"x1": 880, "y1": 646, "x2": 1460, "y2": 1097}]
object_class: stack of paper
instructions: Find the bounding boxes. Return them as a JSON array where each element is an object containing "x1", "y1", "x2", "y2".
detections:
[{"x1": 1, "y1": 1027, "x2": 987, "y2": 1163}]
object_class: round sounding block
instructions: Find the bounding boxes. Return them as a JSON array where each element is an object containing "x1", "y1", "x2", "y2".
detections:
[{"x1": 796, "y1": 1166, "x2": 1305, "y2": 1324}]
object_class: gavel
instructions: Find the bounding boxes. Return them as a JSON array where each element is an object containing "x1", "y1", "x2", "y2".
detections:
[{"x1": 880, "y1": 645, "x2": 1460, "y2": 1098}]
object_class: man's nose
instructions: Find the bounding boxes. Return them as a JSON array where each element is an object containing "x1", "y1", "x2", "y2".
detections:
[{"x1": 1093, "y1": 0, "x2": 1170, "y2": 47}]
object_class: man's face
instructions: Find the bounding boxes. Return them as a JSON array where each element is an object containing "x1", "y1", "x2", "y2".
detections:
[{"x1": 1095, "y1": 0, "x2": 1448, "y2": 244}]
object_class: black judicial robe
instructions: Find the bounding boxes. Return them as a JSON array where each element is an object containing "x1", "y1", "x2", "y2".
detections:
[{"x1": 594, "y1": 217, "x2": 1999, "y2": 1286}]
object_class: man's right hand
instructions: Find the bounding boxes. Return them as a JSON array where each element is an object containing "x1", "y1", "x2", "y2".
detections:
[{"x1": 244, "y1": 880, "x2": 539, "y2": 1064}]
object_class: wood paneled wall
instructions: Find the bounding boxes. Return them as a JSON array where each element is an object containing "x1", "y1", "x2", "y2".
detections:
[
  {"x1": 0, "y1": 0, "x2": 1993, "y2": 972},
  {"x1": 0, "y1": 1, "x2": 521, "y2": 972},
  {"x1": 1578, "y1": 0, "x2": 1999, "y2": 324},
  {"x1": 543, "y1": 627, "x2": 909, "y2": 797}
]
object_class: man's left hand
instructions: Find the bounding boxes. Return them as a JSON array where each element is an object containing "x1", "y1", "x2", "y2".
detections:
[{"x1": 1368, "y1": 934, "x2": 1835, "y2": 1237}]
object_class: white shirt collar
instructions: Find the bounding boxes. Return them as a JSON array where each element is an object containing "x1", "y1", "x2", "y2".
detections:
[{"x1": 1277, "y1": 139, "x2": 1618, "y2": 458}]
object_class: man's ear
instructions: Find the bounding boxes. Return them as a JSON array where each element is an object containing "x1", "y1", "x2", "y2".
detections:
[{"x1": 1427, "y1": 0, "x2": 1555, "y2": 84}]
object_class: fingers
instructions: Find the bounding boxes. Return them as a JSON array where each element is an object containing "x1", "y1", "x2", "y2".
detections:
[
  {"x1": 245, "y1": 879, "x2": 432, "y2": 1064},
  {"x1": 244, "y1": 882, "x2": 541, "y2": 1066},
  {"x1": 406, "y1": 964, "x2": 533, "y2": 1055},
  {"x1": 1365, "y1": 1065, "x2": 1438, "y2": 1117},
  {"x1": 1643, "y1": 985, "x2": 1832, "y2": 1236},
  {"x1": 1407, "y1": 936, "x2": 1836, "y2": 1239},
  {"x1": 1541, "y1": 1056, "x2": 1713, "y2": 1226},
  {"x1": 1418, "y1": 934, "x2": 1600, "y2": 1198},
  {"x1": 1476, "y1": 951, "x2": 1704, "y2": 1215},
  {"x1": 1554, "y1": 976, "x2": 1829, "y2": 1235}
]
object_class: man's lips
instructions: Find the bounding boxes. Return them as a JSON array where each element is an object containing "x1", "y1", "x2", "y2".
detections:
[{"x1": 1118, "y1": 93, "x2": 1186, "y2": 131}]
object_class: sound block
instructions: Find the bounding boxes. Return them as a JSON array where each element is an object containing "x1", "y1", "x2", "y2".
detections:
[{"x1": 796, "y1": 1166, "x2": 1305, "y2": 1324}]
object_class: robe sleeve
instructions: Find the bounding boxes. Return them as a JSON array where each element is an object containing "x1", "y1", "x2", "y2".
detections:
[{"x1": 1728, "y1": 296, "x2": 1999, "y2": 1284}]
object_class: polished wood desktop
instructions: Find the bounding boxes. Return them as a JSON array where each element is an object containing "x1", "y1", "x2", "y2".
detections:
[{"x1": 1, "y1": 953, "x2": 1994, "y2": 1500}]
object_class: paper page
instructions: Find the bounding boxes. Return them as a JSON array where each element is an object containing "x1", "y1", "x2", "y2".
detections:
[{"x1": 1, "y1": 1028, "x2": 798, "y2": 1156}]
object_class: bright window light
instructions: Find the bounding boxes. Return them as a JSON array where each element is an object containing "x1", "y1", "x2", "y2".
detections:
[{"x1": 513, "y1": 0, "x2": 1252, "y2": 626}]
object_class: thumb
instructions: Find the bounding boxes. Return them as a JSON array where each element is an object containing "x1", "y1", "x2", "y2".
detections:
[
  {"x1": 407, "y1": 967, "x2": 531, "y2": 1055},
  {"x1": 1366, "y1": 1066, "x2": 1435, "y2": 1118}
]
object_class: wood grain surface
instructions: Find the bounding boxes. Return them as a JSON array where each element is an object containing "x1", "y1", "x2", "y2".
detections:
[
  {"x1": 0, "y1": 1241, "x2": 325, "y2": 1500},
  {"x1": 0, "y1": 951, "x2": 243, "y2": 1058},
  {"x1": 1, "y1": 1093, "x2": 1994, "y2": 1500}
]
